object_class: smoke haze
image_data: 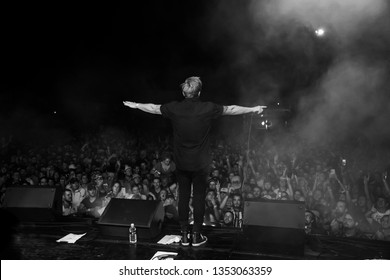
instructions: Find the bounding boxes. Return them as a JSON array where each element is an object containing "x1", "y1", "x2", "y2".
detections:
[
  {"x1": 2, "y1": 1, "x2": 390, "y2": 166},
  {"x1": 245, "y1": 0, "x2": 390, "y2": 144},
  {"x1": 200, "y1": 0, "x2": 390, "y2": 171}
]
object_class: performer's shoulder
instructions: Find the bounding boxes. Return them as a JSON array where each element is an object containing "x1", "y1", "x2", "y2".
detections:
[
  {"x1": 203, "y1": 100, "x2": 222, "y2": 106},
  {"x1": 163, "y1": 100, "x2": 180, "y2": 106}
]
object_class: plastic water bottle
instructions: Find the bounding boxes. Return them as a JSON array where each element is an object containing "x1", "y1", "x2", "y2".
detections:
[{"x1": 129, "y1": 223, "x2": 137, "y2": 244}]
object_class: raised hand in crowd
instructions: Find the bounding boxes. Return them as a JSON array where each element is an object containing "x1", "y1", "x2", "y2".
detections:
[
  {"x1": 382, "y1": 171, "x2": 390, "y2": 196},
  {"x1": 363, "y1": 174, "x2": 370, "y2": 186}
]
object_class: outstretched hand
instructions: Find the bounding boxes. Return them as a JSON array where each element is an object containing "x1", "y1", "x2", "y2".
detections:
[
  {"x1": 123, "y1": 101, "x2": 138, "y2": 109},
  {"x1": 253, "y1": 106, "x2": 267, "y2": 114}
]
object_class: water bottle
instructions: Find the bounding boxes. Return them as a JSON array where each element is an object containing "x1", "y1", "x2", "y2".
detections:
[
  {"x1": 129, "y1": 223, "x2": 137, "y2": 244},
  {"x1": 234, "y1": 211, "x2": 239, "y2": 228},
  {"x1": 238, "y1": 211, "x2": 243, "y2": 228}
]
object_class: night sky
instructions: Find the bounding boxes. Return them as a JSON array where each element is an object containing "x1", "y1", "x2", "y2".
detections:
[{"x1": 2, "y1": 0, "x2": 390, "y2": 147}]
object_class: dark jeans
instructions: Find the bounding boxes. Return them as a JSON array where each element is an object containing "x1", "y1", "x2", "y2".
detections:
[{"x1": 176, "y1": 167, "x2": 209, "y2": 233}]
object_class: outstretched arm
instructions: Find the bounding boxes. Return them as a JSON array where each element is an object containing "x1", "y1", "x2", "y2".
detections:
[
  {"x1": 123, "y1": 101, "x2": 162, "y2": 115},
  {"x1": 222, "y1": 105, "x2": 266, "y2": 116}
]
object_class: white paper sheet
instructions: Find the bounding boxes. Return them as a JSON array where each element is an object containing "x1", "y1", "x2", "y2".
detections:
[
  {"x1": 150, "y1": 251, "x2": 178, "y2": 260},
  {"x1": 157, "y1": 235, "x2": 181, "y2": 245},
  {"x1": 56, "y1": 233, "x2": 87, "y2": 243}
]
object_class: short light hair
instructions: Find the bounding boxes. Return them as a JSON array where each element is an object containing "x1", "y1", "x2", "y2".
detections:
[{"x1": 181, "y1": 76, "x2": 202, "y2": 98}]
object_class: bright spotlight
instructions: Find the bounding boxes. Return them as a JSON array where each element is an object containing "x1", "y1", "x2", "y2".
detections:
[
  {"x1": 260, "y1": 119, "x2": 272, "y2": 129},
  {"x1": 315, "y1": 28, "x2": 326, "y2": 37}
]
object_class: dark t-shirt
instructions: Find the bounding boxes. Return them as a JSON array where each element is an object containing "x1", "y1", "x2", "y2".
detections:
[
  {"x1": 161, "y1": 98, "x2": 223, "y2": 171},
  {"x1": 80, "y1": 196, "x2": 103, "y2": 209}
]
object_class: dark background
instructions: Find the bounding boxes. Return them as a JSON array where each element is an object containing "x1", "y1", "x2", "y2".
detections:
[{"x1": 1, "y1": 0, "x2": 390, "y2": 146}]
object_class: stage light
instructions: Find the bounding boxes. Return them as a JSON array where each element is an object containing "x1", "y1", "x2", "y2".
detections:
[
  {"x1": 260, "y1": 119, "x2": 272, "y2": 129},
  {"x1": 315, "y1": 28, "x2": 326, "y2": 37}
]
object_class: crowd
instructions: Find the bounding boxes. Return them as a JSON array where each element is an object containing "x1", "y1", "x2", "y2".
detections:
[{"x1": 1, "y1": 127, "x2": 389, "y2": 241}]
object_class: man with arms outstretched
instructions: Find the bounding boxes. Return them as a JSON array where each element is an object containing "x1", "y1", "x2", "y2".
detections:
[{"x1": 123, "y1": 76, "x2": 266, "y2": 246}]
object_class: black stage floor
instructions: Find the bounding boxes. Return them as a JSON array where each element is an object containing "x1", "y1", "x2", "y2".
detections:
[{"x1": 1, "y1": 214, "x2": 390, "y2": 260}]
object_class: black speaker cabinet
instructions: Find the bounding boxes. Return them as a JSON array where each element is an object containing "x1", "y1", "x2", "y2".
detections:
[
  {"x1": 244, "y1": 199, "x2": 305, "y2": 229},
  {"x1": 242, "y1": 199, "x2": 305, "y2": 257},
  {"x1": 2, "y1": 186, "x2": 62, "y2": 222},
  {"x1": 97, "y1": 198, "x2": 164, "y2": 239}
]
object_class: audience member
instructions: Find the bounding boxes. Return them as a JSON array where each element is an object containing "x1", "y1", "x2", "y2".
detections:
[
  {"x1": 62, "y1": 189, "x2": 77, "y2": 216},
  {"x1": 78, "y1": 184, "x2": 103, "y2": 218}
]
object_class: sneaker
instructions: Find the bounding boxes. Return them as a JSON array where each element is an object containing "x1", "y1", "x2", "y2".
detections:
[
  {"x1": 181, "y1": 231, "x2": 190, "y2": 246},
  {"x1": 192, "y1": 232, "x2": 207, "y2": 247}
]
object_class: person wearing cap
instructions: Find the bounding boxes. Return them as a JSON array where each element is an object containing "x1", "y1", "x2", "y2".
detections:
[
  {"x1": 132, "y1": 173, "x2": 142, "y2": 189},
  {"x1": 78, "y1": 184, "x2": 103, "y2": 218},
  {"x1": 93, "y1": 173, "x2": 108, "y2": 198},
  {"x1": 65, "y1": 178, "x2": 87, "y2": 210},
  {"x1": 120, "y1": 165, "x2": 133, "y2": 193},
  {"x1": 68, "y1": 164, "x2": 76, "y2": 170},
  {"x1": 124, "y1": 165, "x2": 132, "y2": 174},
  {"x1": 123, "y1": 76, "x2": 266, "y2": 246}
]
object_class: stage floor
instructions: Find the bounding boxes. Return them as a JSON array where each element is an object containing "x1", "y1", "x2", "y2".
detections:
[{"x1": 1, "y1": 216, "x2": 389, "y2": 260}]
